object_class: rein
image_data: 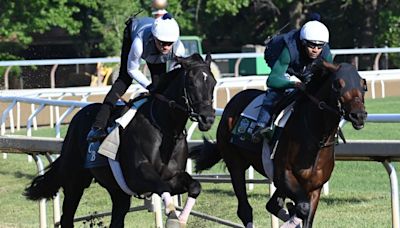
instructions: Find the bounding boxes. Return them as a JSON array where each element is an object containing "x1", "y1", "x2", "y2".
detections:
[
  {"x1": 300, "y1": 86, "x2": 347, "y2": 148},
  {"x1": 301, "y1": 88, "x2": 343, "y2": 117},
  {"x1": 153, "y1": 93, "x2": 188, "y2": 113}
]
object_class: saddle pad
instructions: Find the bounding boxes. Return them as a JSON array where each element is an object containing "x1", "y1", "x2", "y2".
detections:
[
  {"x1": 98, "y1": 98, "x2": 148, "y2": 160},
  {"x1": 240, "y1": 94, "x2": 265, "y2": 120},
  {"x1": 230, "y1": 115, "x2": 262, "y2": 153},
  {"x1": 84, "y1": 141, "x2": 108, "y2": 168},
  {"x1": 230, "y1": 94, "x2": 265, "y2": 152}
]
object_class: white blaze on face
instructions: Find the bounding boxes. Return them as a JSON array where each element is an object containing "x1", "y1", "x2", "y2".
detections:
[{"x1": 202, "y1": 72, "x2": 208, "y2": 81}]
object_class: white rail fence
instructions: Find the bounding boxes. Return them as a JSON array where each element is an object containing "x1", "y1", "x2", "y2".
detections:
[
  {"x1": 1, "y1": 47, "x2": 400, "y2": 89},
  {"x1": 1, "y1": 68, "x2": 400, "y2": 136}
]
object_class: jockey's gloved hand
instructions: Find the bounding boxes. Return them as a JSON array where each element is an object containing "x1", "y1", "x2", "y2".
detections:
[
  {"x1": 146, "y1": 83, "x2": 156, "y2": 93},
  {"x1": 294, "y1": 81, "x2": 306, "y2": 91}
]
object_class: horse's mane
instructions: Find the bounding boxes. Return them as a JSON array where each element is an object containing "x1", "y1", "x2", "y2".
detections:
[{"x1": 185, "y1": 53, "x2": 206, "y2": 64}]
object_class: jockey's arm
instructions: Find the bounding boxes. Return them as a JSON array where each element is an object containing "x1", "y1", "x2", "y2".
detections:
[
  {"x1": 127, "y1": 37, "x2": 151, "y2": 88},
  {"x1": 266, "y1": 47, "x2": 296, "y2": 89},
  {"x1": 168, "y1": 40, "x2": 186, "y2": 71},
  {"x1": 323, "y1": 44, "x2": 334, "y2": 63}
]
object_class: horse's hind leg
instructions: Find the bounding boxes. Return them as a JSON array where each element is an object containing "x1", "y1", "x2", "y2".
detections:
[
  {"x1": 225, "y1": 154, "x2": 254, "y2": 227},
  {"x1": 266, "y1": 188, "x2": 290, "y2": 222},
  {"x1": 60, "y1": 172, "x2": 92, "y2": 228},
  {"x1": 107, "y1": 189, "x2": 131, "y2": 228}
]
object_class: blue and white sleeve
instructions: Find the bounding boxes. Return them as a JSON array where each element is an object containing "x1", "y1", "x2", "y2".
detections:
[{"x1": 127, "y1": 38, "x2": 151, "y2": 88}]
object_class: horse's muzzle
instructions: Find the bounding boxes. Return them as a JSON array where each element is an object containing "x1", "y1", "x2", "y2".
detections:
[
  {"x1": 197, "y1": 113, "x2": 215, "y2": 131},
  {"x1": 348, "y1": 110, "x2": 368, "y2": 130}
]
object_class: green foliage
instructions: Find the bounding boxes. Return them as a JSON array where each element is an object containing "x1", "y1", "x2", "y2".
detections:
[
  {"x1": 0, "y1": 0, "x2": 81, "y2": 60},
  {"x1": 1, "y1": 1, "x2": 400, "y2": 60},
  {"x1": 377, "y1": 6, "x2": 400, "y2": 66},
  {"x1": 89, "y1": 0, "x2": 142, "y2": 56},
  {"x1": 204, "y1": 0, "x2": 250, "y2": 16}
]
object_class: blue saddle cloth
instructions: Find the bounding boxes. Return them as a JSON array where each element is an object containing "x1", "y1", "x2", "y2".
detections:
[
  {"x1": 84, "y1": 97, "x2": 148, "y2": 168},
  {"x1": 84, "y1": 141, "x2": 108, "y2": 168}
]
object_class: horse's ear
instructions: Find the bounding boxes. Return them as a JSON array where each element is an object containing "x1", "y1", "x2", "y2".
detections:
[
  {"x1": 323, "y1": 61, "x2": 339, "y2": 72},
  {"x1": 205, "y1": 53, "x2": 212, "y2": 66},
  {"x1": 176, "y1": 56, "x2": 190, "y2": 68}
]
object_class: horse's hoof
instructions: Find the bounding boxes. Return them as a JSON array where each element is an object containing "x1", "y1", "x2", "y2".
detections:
[
  {"x1": 245, "y1": 222, "x2": 255, "y2": 228},
  {"x1": 165, "y1": 211, "x2": 181, "y2": 228},
  {"x1": 279, "y1": 216, "x2": 302, "y2": 228}
]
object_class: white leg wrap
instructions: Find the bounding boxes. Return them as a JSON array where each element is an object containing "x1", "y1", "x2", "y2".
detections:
[
  {"x1": 178, "y1": 197, "x2": 196, "y2": 224},
  {"x1": 246, "y1": 222, "x2": 255, "y2": 228},
  {"x1": 161, "y1": 192, "x2": 173, "y2": 215},
  {"x1": 280, "y1": 215, "x2": 302, "y2": 228}
]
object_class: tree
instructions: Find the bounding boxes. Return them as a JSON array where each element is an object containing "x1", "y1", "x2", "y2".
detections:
[{"x1": 0, "y1": 0, "x2": 82, "y2": 60}]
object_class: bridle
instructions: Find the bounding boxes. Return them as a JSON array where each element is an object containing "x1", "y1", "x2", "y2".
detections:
[
  {"x1": 301, "y1": 88, "x2": 343, "y2": 117},
  {"x1": 153, "y1": 63, "x2": 213, "y2": 123},
  {"x1": 299, "y1": 70, "x2": 367, "y2": 147},
  {"x1": 300, "y1": 70, "x2": 367, "y2": 119}
]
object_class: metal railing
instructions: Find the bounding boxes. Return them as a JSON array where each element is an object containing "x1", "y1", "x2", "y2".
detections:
[{"x1": 2, "y1": 47, "x2": 400, "y2": 89}]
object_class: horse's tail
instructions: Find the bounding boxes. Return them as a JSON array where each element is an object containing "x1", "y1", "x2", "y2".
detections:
[
  {"x1": 189, "y1": 137, "x2": 222, "y2": 172},
  {"x1": 24, "y1": 158, "x2": 61, "y2": 201}
]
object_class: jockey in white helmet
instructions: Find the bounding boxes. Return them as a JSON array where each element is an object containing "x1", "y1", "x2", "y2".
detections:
[
  {"x1": 88, "y1": 13, "x2": 185, "y2": 142},
  {"x1": 252, "y1": 19, "x2": 333, "y2": 143}
]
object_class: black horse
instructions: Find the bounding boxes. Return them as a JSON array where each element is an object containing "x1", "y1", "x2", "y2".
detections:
[
  {"x1": 190, "y1": 62, "x2": 367, "y2": 228},
  {"x1": 24, "y1": 53, "x2": 217, "y2": 228}
]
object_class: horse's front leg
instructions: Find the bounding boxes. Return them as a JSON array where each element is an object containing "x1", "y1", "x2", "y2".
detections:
[
  {"x1": 168, "y1": 171, "x2": 201, "y2": 225},
  {"x1": 279, "y1": 173, "x2": 309, "y2": 228},
  {"x1": 266, "y1": 187, "x2": 290, "y2": 222},
  {"x1": 302, "y1": 188, "x2": 322, "y2": 228}
]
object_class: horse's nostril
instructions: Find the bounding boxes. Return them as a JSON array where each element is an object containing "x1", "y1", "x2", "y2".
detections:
[{"x1": 350, "y1": 111, "x2": 367, "y2": 121}]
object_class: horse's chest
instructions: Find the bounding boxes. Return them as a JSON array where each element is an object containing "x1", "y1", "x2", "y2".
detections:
[{"x1": 159, "y1": 134, "x2": 186, "y2": 161}]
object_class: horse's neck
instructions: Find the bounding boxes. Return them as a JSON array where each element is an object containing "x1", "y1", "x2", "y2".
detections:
[
  {"x1": 152, "y1": 78, "x2": 188, "y2": 135},
  {"x1": 294, "y1": 93, "x2": 340, "y2": 146}
]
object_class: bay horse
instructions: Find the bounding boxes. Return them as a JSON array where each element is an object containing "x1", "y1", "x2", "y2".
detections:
[
  {"x1": 24, "y1": 53, "x2": 217, "y2": 228},
  {"x1": 190, "y1": 61, "x2": 367, "y2": 228}
]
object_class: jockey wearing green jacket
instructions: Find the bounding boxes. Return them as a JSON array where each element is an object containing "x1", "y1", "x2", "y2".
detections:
[{"x1": 252, "y1": 20, "x2": 333, "y2": 143}]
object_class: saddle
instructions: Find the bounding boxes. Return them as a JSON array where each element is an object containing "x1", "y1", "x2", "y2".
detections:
[
  {"x1": 230, "y1": 90, "x2": 299, "y2": 153},
  {"x1": 84, "y1": 94, "x2": 149, "y2": 168}
]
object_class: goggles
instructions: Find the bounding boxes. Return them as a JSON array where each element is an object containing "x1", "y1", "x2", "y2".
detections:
[
  {"x1": 156, "y1": 39, "x2": 174, "y2": 47},
  {"x1": 305, "y1": 40, "x2": 325, "y2": 49}
]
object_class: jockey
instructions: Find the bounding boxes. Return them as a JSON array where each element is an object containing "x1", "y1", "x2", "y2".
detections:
[
  {"x1": 87, "y1": 13, "x2": 185, "y2": 142},
  {"x1": 252, "y1": 20, "x2": 333, "y2": 143}
]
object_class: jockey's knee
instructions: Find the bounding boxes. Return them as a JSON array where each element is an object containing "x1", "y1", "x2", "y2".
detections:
[
  {"x1": 295, "y1": 201, "x2": 310, "y2": 219},
  {"x1": 187, "y1": 181, "x2": 201, "y2": 198}
]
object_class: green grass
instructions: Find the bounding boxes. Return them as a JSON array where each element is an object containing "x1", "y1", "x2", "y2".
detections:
[{"x1": 0, "y1": 96, "x2": 399, "y2": 227}]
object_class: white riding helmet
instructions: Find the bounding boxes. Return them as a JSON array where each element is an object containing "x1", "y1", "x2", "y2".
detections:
[
  {"x1": 151, "y1": 15, "x2": 180, "y2": 42},
  {"x1": 300, "y1": 21, "x2": 329, "y2": 44}
]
